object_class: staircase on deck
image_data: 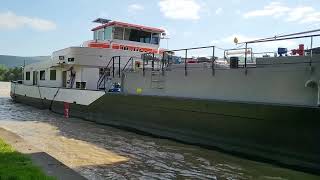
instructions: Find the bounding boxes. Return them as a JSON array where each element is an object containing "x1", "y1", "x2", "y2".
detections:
[{"x1": 97, "y1": 56, "x2": 134, "y2": 90}]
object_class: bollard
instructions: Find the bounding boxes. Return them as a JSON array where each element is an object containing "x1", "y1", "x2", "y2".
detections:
[{"x1": 64, "y1": 102, "x2": 70, "y2": 118}]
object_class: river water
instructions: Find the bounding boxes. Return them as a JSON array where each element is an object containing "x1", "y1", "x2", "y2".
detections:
[{"x1": 0, "y1": 82, "x2": 318, "y2": 180}]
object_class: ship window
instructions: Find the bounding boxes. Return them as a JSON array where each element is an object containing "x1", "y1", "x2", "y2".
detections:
[
  {"x1": 50, "y1": 70, "x2": 56, "y2": 80},
  {"x1": 114, "y1": 27, "x2": 155, "y2": 44},
  {"x1": 93, "y1": 31, "x2": 98, "y2": 40},
  {"x1": 151, "y1": 33, "x2": 160, "y2": 45},
  {"x1": 25, "y1": 72, "x2": 30, "y2": 80},
  {"x1": 97, "y1": 30, "x2": 104, "y2": 40},
  {"x1": 114, "y1": 27, "x2": 124, "y2": 40},
  {"x1": 40, "y1": 70, "x2": 45, "y2": 81},
  {"x1": 104, "y1": 27, "x2": 112, "y2": 40},
  {"x1": 124, "y1": 28, "x2": 131, "y2": 40},
  {"x1": 128, "y1": 29, "x2": 151, "y2": 43}
]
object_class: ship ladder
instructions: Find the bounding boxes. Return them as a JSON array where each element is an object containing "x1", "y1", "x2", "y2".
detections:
[{"x1": 150, "y1": 71, "x2": 165, "y2": 89}]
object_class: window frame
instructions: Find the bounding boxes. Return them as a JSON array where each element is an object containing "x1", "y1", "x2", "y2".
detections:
[
  {"x1": 113, "y1": 27, "x2": 124, "y2": 40},
  {"x1": 25, "y1": 71, "x2": 30, "y2": 81},
  {"x1": 50, "y1": 70, "x2": 56, "y2": 81},
  {"x1": 151, "y1": 33, "x2": 160, "y2": 45},
  {"x1": 39, "y1": 70, "x2": 46, "y2": 81}
]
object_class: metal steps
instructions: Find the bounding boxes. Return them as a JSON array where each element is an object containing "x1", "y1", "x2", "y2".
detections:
[{"x1": 150, "y1": 71, "x2": 165, "y2": 89}]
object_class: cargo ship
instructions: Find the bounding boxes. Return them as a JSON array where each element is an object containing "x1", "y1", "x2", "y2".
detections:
[{"x1": 11, "y1": 18, "x2": 320, "y2": 173}]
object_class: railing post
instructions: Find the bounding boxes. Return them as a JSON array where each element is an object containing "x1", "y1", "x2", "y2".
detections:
[
  {"x1": 250, "y1": 48, "x2": 253, "y2": 62},
  {"x1": 142, "y1": 54, "x2": 145, "y2": 76},
  {"x1": 185, "y1": 49, "x2": 188, "y2": 76},
  {"x1": 112, "y1": 57, "x2": 115, "y2": 78},
  {"x1": 245, "y1": 43, "x2": 247, "y2": 68},
  {"x1": 310, "y1": 36, "x2": 313, "y2": 67},
  {"x1": 118, "y1": 56, "x2": 121, "y2": 78},
  {"x1": 131, "y1": 57, "x2": 134, "y2": 71},
  {"x1": 212, "y1": 46, "x2": 215, "y2": 76},
  {"x1": 152, "y1": 53, "x2": 155, "y2": 71},
  {"x1": 162, "y1": 52, "x2": 164, "y2": 71}
]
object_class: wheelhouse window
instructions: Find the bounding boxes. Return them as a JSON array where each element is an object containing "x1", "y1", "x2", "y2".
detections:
[
  {"x1": 113, "y1": 27, "x2": 124, "y2": 40},
  {"x1": 113, "y1": 27, "x2": 156, "y2": 44},
  {"x1": 50, "y1": 70, "x2": 56, "y2": 80},
  {"x1": 25, "y1": 72, "x2": 30, "y2": 80},
  {"x1": 104, "y1": 27, "x2": 112, "y2": 40},
  {"x1": 40, "y1": 70, "x2": 45, "y2": 81},
  {"x1": 127, "y1": 29, "x2": 151, "y2": 43},
  {"x1": 93, "y1": 31, "x2": 98, "y2": 40},
  {"x1": 97, "y1": 30, "x2": 104, "y2": 40},
  {"x1": 151, "y1": 33, "x2": 160, "y2": 45}
]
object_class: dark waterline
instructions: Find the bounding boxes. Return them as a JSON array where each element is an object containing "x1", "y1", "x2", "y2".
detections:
[{"x1": 0, "y1": 97, "x2": 319, "y2": 180}]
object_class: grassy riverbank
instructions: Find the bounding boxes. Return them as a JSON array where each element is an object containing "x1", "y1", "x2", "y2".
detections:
[{"x1": 0, "y1": 138, "x2": 55, "y2": 180}]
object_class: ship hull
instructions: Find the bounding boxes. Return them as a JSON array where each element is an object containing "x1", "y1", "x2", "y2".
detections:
[{"x1": 12, "y1": 92, "x2": 320, "y2": 174}]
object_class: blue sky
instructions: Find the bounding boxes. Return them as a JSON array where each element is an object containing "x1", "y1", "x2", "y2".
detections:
[{"x1": 1, "y1": 0, "x2": 320, "y2": 56}]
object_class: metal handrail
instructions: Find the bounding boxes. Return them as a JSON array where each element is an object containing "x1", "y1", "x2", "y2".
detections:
[
  {"x1": 161, "y1": 46, "x2": 217, "y2": 76},
  {"x1": 111, "y1": 32, "x2": 318, "y2": 80},
  {"x1": 142, "y1": 53, "x2": 162, "y2": 76},
  {"x1": 97, "y1": 56, "x2": 115, "y2": 89},
  {"x1": 122, "y1": 57, "x2": 134, "y2": 72},
  {"x1": 243, "y1": 29, "x2": 320, "y2": 44}
]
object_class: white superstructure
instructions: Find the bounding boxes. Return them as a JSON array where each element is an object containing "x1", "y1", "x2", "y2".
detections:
[{"x1": 23, "y1": 19, "x2": 166, "y2": 90}]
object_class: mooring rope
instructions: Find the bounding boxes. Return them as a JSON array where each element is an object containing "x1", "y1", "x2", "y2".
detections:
[
  {"x1": 49, "y1": 87, "x2": 61, "y2": 111},
  {"x1": 37, "y1": 85, "x2": 45, "y2": 108}
]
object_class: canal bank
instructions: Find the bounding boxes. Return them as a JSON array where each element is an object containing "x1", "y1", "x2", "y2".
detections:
[
  {"x1": 0, "y1": 127, "x2": 86, "y2": 180},
  {"x1": 0, "y1": 82, "x2": 319, "y2": 179}
]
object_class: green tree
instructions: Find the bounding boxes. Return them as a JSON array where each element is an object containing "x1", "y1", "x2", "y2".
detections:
[
  {"x1": 0, "y1": 65, "x2": 9, "y2": 81},
  {"x1": 0, "y1": 65, "x2": 23, "y2": 82}
]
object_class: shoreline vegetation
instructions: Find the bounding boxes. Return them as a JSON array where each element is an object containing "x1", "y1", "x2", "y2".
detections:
[
  {"x1": 0, "y1": 65, "x2": 22, "y2": 82},
  {"x1": 0, "y1": 138, "x2": 56, "y2": 180}
]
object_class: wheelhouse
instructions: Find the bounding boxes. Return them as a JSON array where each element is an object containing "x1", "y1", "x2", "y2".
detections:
[{"x1": 91, "y1": 19, "x2": 165, "y2": 46}]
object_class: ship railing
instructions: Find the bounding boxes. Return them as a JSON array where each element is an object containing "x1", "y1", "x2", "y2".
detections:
[
  {"x1": 97, "y1": 56, "x2": 137, "y2": 90},
  {"x1": 122, "y1": 57, "x2": 134, "y2": 72},
  {"x1": 141, "y1": 53, "x2": 163, "y2": 76},
  {"x1": 140, "y1": 30, "x2": 320, "y2": 77},
  {"x1": 241, "y1": 29, "x2": 320, "y2": 68},
  {"x1": 156, "y1": 45, "x2": 222, "y2": 76},
  {"x1": 96, "y1": 56, "x2": 120, "y2": 90},
  {"x1": 141, "y1": 46, "x2": 231, "y2": 76}
]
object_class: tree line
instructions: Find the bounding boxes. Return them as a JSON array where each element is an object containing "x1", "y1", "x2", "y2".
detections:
[{"x1": 0, "y1": 65, "x2": 23, "y2": 81}]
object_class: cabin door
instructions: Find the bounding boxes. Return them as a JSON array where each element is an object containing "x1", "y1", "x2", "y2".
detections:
[
  {"x1": 62, "y1": 71, "x2": 67, "y2": 88},
  {"x1": 32, "y1": 71, "x2": 38, "y2": 85}
]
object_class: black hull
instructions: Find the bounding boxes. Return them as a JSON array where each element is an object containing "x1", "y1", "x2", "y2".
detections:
[{"x1": 12, "y1": 93, "x2": 320, "y2": 174}]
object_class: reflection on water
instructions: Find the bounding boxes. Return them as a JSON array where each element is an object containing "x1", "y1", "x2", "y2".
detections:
[{"x1": 0, "y1": 97, "x2": 319, "y2": 180}]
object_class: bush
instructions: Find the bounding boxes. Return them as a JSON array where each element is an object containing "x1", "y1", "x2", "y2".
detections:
[{"x1": 0, "y1": 65, "x2": 22, "y2": 82}]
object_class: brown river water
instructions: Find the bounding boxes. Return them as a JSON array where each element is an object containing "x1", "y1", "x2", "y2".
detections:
[{"x1": 0, "y1": 82, "x2": 319, "y2": 180}]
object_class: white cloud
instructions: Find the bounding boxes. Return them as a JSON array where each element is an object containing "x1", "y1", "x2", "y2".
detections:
[
  {"x1": 0, "y1": 11, "x2": 56, "y2": 31},
  {"x1": 128, "y1": 4, "x2": 144, "y2": 13},
  {"x1": 243, "y1": 2, "x2": 290, "y2": 19},
  {"x1": 158, "y1": 0, "x2": 201, "y2": 20},
  {"x1": 243, "y1": 2, "x2": 320, "y2": 24},
  {"x1": 302, "y1": 12, "x2": 320, "y2": 24},
  {"x1": 286, "y1": 7, "x2": 314, "y2": 22},
  {"x1": 215, "y1": 8, "x2": 223, "y2": 15}
]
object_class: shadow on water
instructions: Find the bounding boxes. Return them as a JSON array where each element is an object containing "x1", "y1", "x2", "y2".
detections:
[{"x1": 0, "y1": 97, "x2": 319, "y2": 180}]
